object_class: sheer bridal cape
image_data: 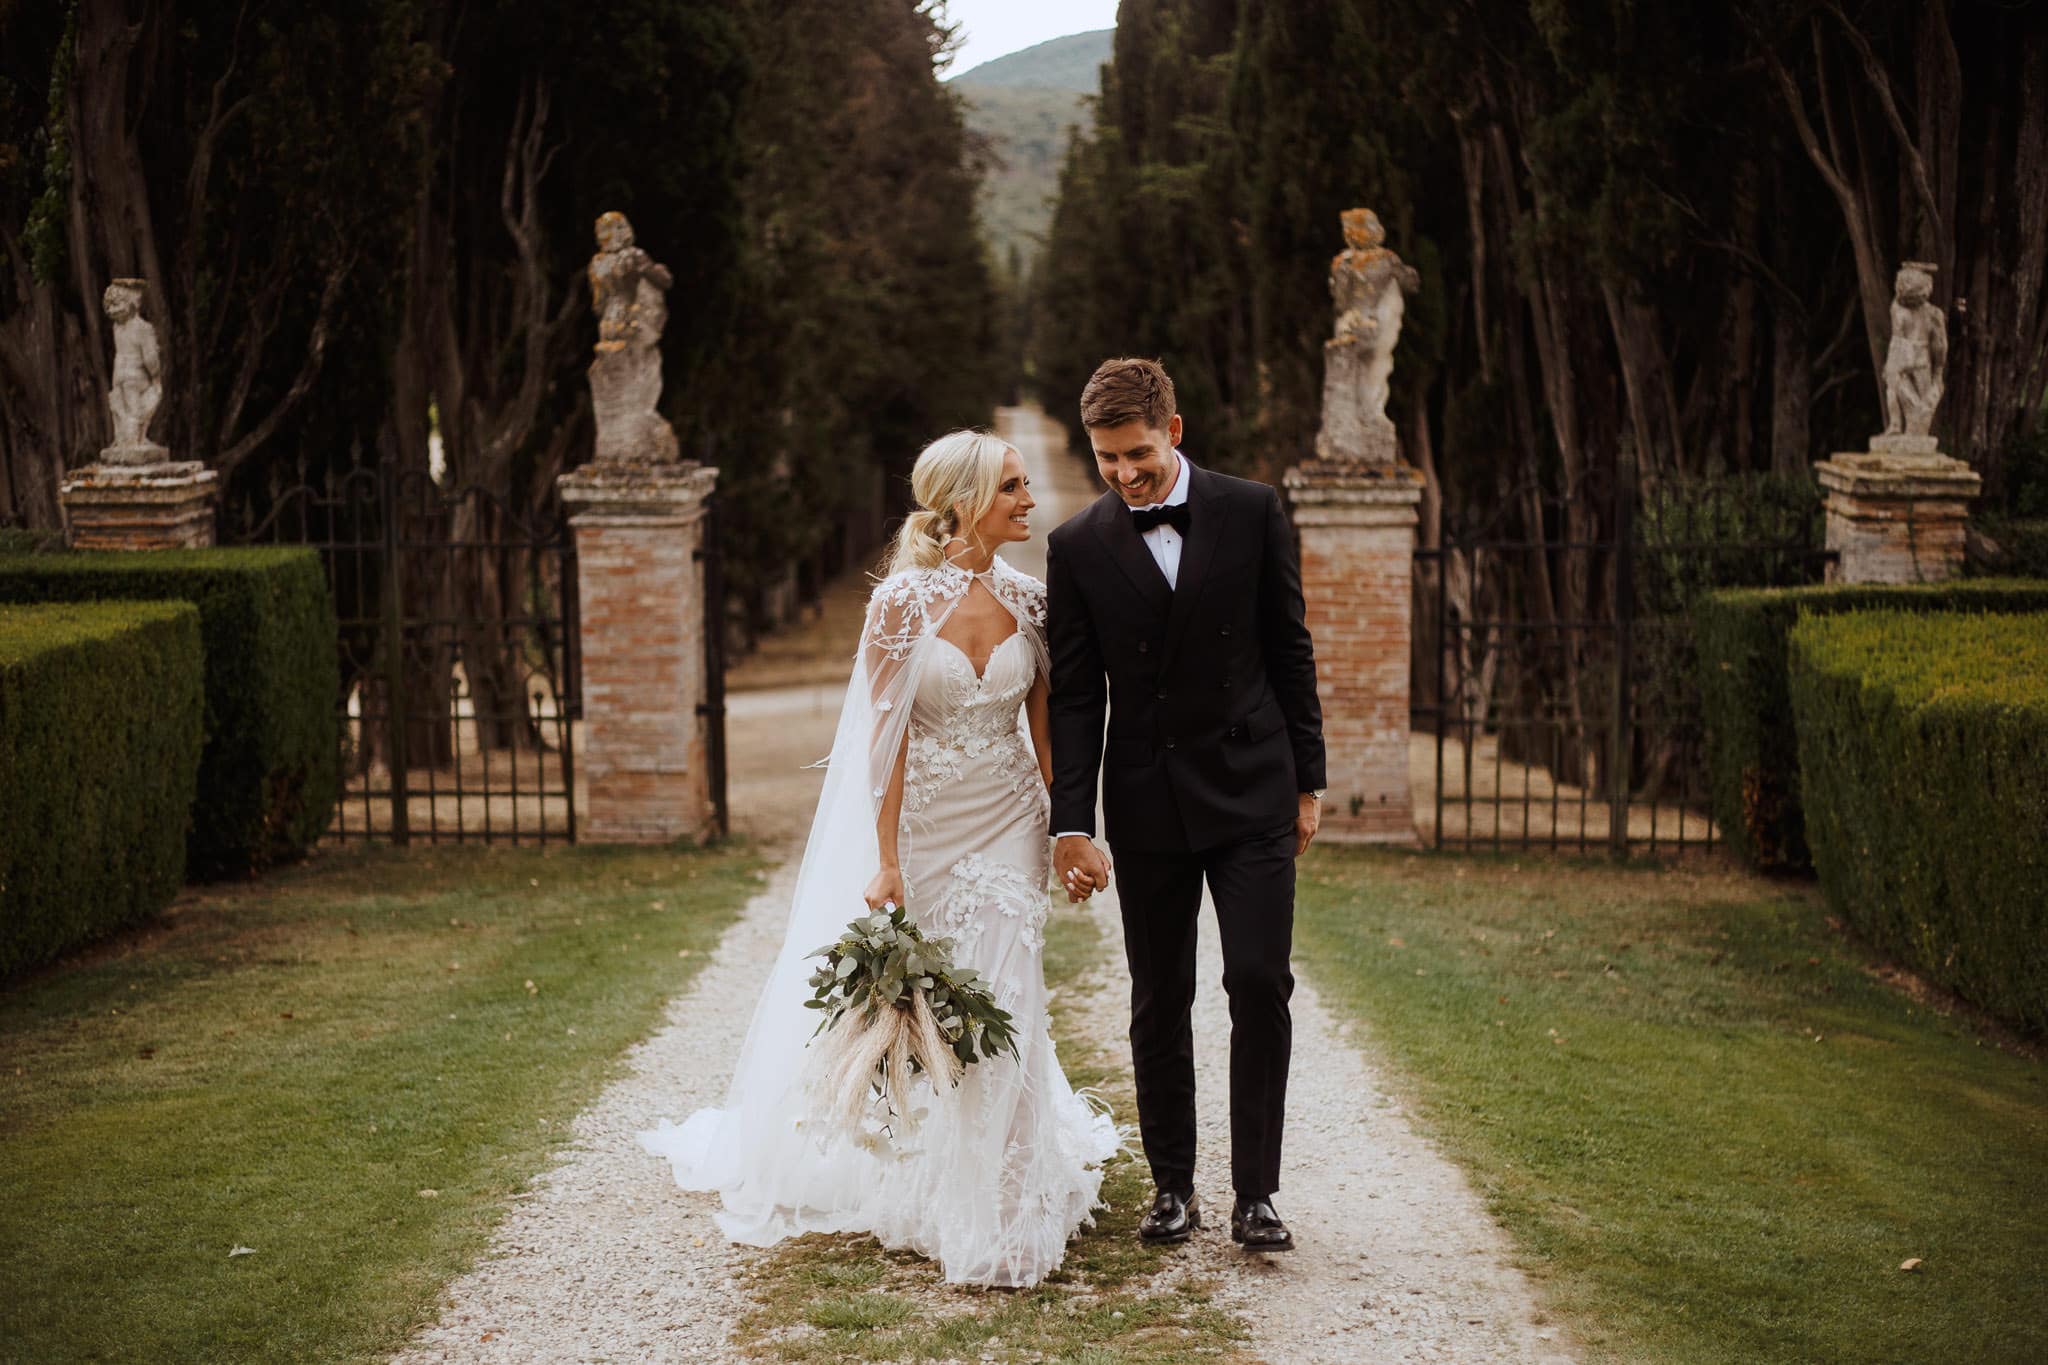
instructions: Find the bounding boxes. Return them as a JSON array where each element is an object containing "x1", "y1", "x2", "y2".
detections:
[{"x1": 638, "y1": 557, "x2": 1117, "y2": 1288}]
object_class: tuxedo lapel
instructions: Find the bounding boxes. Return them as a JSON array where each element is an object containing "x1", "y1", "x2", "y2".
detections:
[
  {"x1": 1093, "y1": 493, "x2": 1174, "y2": 618},
  {"x1": 1162, "y1": 463, "x2": 1221, "y2": 666}
]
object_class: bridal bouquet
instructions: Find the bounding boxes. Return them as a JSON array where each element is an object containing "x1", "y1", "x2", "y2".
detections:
[{"x1": 805, "y1": 902, "x2": 1019, "y2": 1132}]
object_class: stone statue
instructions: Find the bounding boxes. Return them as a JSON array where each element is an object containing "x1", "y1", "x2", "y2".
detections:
[
  {"x1": 1876, "y1": 261, "x2": 1947, "y2": 453},
  {"x1": 1314, "y1": 208, "x2": 1420, "y2": 464},
  {"x1": 101, "y1": 278, "x2": 170, "y2": 465},
  {"x1": 586, "y1": 211, "x2": 679, "y2": 463}
]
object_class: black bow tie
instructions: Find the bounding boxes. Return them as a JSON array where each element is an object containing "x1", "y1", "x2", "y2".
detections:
[{"x1": 1131, "y1": 503, "x2": 1190, "y2": 535}]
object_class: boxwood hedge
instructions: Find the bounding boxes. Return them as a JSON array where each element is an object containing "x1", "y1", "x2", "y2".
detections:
[
  {"x1": 1, "y1": 601, "x2": 204, "y2": 977},
  {"x1": 0, "y1": 548, "x2": 339, "y2": 876},
  {"x1": 1695, "y1": 579, "x2": 2048, "y2": 871},
  {"x1": 1788, "y1": 610, "x2": 2048, "y2": 1030}
]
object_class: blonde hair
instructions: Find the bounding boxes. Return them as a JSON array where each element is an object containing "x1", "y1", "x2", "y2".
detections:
[{"x1": 885, "y1": 430, "x2": 1015, "y2": 575}]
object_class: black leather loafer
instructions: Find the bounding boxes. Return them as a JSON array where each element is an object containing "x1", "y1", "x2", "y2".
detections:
[
  {"x1": 1138, "y1": 1189, "x2": 1201, "y2": 1244},
  {"x1": 1230, "y1": 1196, "x2": 1295, "y2": 1252}
]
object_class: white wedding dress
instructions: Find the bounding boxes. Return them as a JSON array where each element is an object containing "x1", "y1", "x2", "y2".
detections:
[{"x1": 640, "y1": 557, "x2": 1118, "y2": 1288}]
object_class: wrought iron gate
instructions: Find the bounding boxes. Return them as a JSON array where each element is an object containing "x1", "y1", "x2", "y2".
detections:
[
  {"x1": 238, "y1": 463, "x2": 579, "y2": 844},
  {"x1": 1411, "y1": 469, "x2": 1833, "y2": 855}
]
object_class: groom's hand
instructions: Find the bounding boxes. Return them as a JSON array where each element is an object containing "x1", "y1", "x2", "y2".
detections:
[
  {"x1": 1054, "y1": 835, "x2": 1111, "y2": 904},
  {"x1": 1296, "y1": 793, "x2": 1322, "y2": 855}
]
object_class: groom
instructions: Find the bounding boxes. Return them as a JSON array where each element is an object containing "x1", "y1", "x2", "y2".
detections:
[{"x1": 1046, "y1": 357, "x2": 1325, "y2": 1253}]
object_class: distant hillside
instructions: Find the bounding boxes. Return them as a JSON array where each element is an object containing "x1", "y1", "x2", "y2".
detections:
[
  {"x1": 951, "y1": 29, "x2": 1111, "y2": 92},
  {"x1": 953, "y1": 30, "x2": 1112, "y2": 272}
]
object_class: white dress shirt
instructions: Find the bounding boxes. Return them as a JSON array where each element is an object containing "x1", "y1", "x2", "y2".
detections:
[
  {"x1": 1054, "y1": 452, "x2": 1192, "y2": 845},
  {"x1": 1134, "y1": 450, "x2": 1191, "y2": 589}
]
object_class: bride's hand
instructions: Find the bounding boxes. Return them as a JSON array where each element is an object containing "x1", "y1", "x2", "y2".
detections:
[{"x1": 864, "y1": 865, "x2": 906, "y2": 912}]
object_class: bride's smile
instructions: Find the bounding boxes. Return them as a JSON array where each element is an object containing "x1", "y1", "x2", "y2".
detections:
[{"x1": 958, "y1": 447, "x2": 1036, "y2": 552}]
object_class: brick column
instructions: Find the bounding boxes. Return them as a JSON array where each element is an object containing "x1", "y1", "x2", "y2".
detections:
[
  {"x1": 557, "y1": 461, "x2": 720, "y2": 843},
  {"x1": 1283, "y1": 460, "x2": 1424, "y2": 845},
  {"x1": 1814, "y1": 442, "x2": 1981, "y2": 584},
  {"x1": 60, "y1": 462, "x2": 219, "y2": 549}
]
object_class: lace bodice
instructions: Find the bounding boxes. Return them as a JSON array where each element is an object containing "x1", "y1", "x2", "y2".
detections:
[
  {"x1": 914, "y1": 631, "x2": 1033, "y2": 731},
  {"x1": 903, "y1": 628, "x2": 1042, "y2": 819}
]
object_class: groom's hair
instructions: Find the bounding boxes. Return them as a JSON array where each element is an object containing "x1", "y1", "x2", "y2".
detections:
[{"x1": 1080, "y1": 357, "x2": 1176, "y2": 432}]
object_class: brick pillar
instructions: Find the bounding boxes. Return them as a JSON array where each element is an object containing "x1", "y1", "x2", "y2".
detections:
[
  {"x1": 60, "y1": 462, "x2": 219, "y2": 549},
  {"x1": 1283, "y1": 459, "x2": 1425, "y2": 845},
  {"x1": 1814, "y1": 442, "x2": 1982, "y2": 584},
  {"x1": 557, "y1": 461, "x2": 720, "y2": 843}
]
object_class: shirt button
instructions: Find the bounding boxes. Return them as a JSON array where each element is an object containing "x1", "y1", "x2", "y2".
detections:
[
  {"x1": 1155, "y1": 689, "x2": 1167, "y2": 701},
  {"x1": 1137, "y1": 641, "x2": 1149, "y2": 653},
  {"x1": 1220, "y1": 626, "x2": 1231, "y2": 637},
  {"x1": 1165, "y1": 737, "x2": 1177, "y2": 750}
]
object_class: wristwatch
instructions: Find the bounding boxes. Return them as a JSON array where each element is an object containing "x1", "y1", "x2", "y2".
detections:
[{"x1": 1306, "y1": 789, "x2": 1326, "y2": 801}]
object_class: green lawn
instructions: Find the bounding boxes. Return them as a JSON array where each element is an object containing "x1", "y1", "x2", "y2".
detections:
[
  {"x1": 0, "y1": 841, "x2": 763, "y2": 1364},
  {"x1": 1296, "y1": 848, "x2": 2048, "y2": 1365}
]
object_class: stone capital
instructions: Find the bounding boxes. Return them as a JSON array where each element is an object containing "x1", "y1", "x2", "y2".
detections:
[
  {"x1": 1813, "y1": 449, "x2": 1981, "y2": 502},
  {"x1": 60, "y1": 461, "x2": 219, "y2": 550},
  {"x1": 1284, "y1": 460, "x2": 1426, "y2": 529},
  {"x1": 558, "y1": 460, "x2": 718, "y2": 525}
]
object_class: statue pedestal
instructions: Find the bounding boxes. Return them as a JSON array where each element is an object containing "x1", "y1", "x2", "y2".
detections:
[
  {"x1": 1313, "y1": 336, "x2": 1399, "y2": 464},
  {"x1": 60, "y1": 461, "x2": 218, "y2": 550},
  {"x1": 588, "y1": 348, "x2": 679, "y2": 464},
  {"x1": 558, "y1": 458, "x2": 719, "y2": 843},
  {"x1": 1814, "y1": 448, "x2": 1981, "y2": 584},
  {"x1": 1283, "y1": 459, "x2": 1425, "y2": 845}
]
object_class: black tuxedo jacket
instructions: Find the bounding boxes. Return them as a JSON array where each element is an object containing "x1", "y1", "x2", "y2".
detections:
[{"x1": 1045, "y1": 458, "x2": 1325, "y2": 852}]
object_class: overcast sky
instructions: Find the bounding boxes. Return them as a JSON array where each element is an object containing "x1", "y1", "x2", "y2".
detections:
[{"x1": 939, "y1": 0, "x2": 1120, "y2": 79}]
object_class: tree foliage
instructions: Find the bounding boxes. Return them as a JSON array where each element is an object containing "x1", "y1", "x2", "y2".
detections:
[
  {"x1": 699, "y1": 0, "x2": 1002, "y2": 636},
  {"x1": 0, "y1": 0, "x2": 1000, "y2": 650},
  {"x1": 1035, "y1": 0, "x2": 2048, "y2": 514},
  {"x1": 1, "y1": 0, "x2": 435, "y2": 527}
]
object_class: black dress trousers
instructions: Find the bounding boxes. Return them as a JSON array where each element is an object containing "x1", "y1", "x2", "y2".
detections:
[{"x1": 1112, "y1": 818, "x2": 1297, "y2": 1202}]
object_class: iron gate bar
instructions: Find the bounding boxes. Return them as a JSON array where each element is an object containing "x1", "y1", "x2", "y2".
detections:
[
  {"x1": 382, "y1": 466, "x2": 410, "y2": 845},
  {"x1": 560, "y1": 531, "x2": 580, "y2": 846},
  {"x1": 1610, "y1": 467, "x2": 1634, "y2": 859},
  {"x1": 698, "y1": 493, "x2": 729, "y2": 840}
]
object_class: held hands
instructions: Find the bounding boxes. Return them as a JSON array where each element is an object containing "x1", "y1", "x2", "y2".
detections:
[
  {"x1": 1054, "y1": 835, "x2": 1112, "y2": 905},
  {"x1": 864, "y1": 864, "x2": 906, "y2": 912}
]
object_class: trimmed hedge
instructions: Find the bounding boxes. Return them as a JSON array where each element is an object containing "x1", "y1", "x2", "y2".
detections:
[
  {"x1": 1788, "y1": 611, "x2": 2048, "y2": 1030},
  {"x1": 1, "y1": 601, "x2": 205, "y2": 977},
  {"x1": 0, "y1": 548, "x2": 340, "y2": 876},
  {"x1": 1695, "y1": 578, "x2": 2048, "y2": 871}
]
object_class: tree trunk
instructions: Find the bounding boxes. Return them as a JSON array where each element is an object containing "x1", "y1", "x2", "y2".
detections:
[{"x1": 1770, "y1": 300, "x2": 1813, "y2": 474}]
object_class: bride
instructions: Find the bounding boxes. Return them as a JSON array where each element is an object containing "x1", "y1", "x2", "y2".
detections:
[{"x1": 640, "y1": 430, "x2": 1119, "y2": 1288}]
